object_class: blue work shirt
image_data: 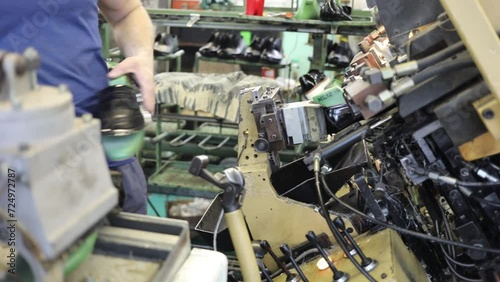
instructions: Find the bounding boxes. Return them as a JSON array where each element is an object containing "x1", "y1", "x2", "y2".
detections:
[
  {"x1": 0, "y1": 0, "x2": 135, "y2": 166},
  {"x1": 0, "y1": 0, "x2": 108, "y2": 116}
]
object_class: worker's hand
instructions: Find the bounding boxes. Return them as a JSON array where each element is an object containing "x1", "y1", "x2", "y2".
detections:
[{"x1": 108, "y1": 56, "x2": 155, "y2": 113}]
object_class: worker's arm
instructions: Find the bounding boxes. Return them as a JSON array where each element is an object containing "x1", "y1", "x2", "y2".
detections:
[{"x1": 99, "y1": 0, "x2": 155, "y2": 113}]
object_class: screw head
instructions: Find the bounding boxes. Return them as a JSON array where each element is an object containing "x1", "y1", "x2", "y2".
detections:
[
  {"x1": 365, "y1": 95, "x2": 383, "y2": 112},
  {"x1": 482, "y1": 109, "x2": 494, "y2": 119}
]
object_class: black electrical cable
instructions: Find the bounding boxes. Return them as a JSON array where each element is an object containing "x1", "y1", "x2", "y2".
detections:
[
  {"x1": 416, "y1": 41, "x2": 465, "y2": 70},
  {"x1": 457, "y1": 181, "x2": 500, "y2": 188},
  {"x1": 320, "y1": 174, "x2": 500, "y2": 254},
  {"x1": 437, "y1": 207, "x2": 476, "y2": 268},
  {"x1": 409, "y1": 165, "x2": 500, "y2": 189},
  {"x1": 442, "y1": 252, "x2": 482, "y2": 282},
  {"x1": 436, "y1": 221, "x2": 482, "y2": 282},
  {"x1": 412, "y1": 58, "x2": 475, "y2": 84},
  {"x1": 469, "y1": 194, "x2": 500, "y2": 208},
  {"x1": 441, "y1": 213, "x2": 459, "y2": 282},
  {"x1": 439, "y1": 244, "x2": 476, "y2": 268},
  {"x1": 314, "y1": 167, "x2": 377, "y2": 282}
]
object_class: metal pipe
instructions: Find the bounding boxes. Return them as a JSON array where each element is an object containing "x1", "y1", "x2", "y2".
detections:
[{"x1": 224, "y1": 210, "x2": 261, "y2": 282}]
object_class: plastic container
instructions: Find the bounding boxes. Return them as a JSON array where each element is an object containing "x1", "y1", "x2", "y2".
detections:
[{"x1": 245, "y1": 0, "x2": 265, "y2": 16}]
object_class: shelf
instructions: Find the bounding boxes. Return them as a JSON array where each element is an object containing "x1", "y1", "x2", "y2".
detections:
[
  {"x1": 195, "y1": 52, "x2": 290, "y2": 69},
  {"x1": 147, "y1": 8, "x2": 375, "y2": 35},
  {"x1": 154, "y1": 49, "x2": 186, "y2": 61}
]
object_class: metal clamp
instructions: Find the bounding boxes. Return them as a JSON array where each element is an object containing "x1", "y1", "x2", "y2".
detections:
[
  {"x1": 151, "y1": 132, "x2": 169, "y2": 144},
  {"x1": 198, "y1": 135, "x2": 231, "y2": 151},
  {"x1": 169, "y1": 133, "x2": 197, "y2": 147}
]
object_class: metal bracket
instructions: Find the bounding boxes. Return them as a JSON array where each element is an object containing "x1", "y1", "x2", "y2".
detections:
[
  {"x1": 354, "y1": 170, "x2": 386, "y2": 222},
  {"x1": 187, "y1": 14, "x2": 200, "y2": 27}
]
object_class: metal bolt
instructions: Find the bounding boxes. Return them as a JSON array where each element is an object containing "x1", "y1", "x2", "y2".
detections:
[
  {"x1": 82, "y1": 113, "x2": 93, "y2": 123},
  {"x1": 365, "y1": 95, "x2": 383, "y2": 112},
  {"x1": 247, "y1": 98, "x2": 253, "y2": 103},
  {"x1": 460, "y1": 168, "x2": 470, "y2": 177},
  {"x1": 267, "y1": 118, "x2": 273, "y2": 123},
  {"x1": 271, "y1": 134, "x2": 277, "y2": 139},
  {"x1": 482, "y1": 109, "x2": 494, "y2": 119}
]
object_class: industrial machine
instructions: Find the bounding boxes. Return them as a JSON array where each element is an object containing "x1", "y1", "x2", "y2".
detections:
[
  {"x1": 192, "y1": 0, "x2": 500, "y2": 281},
  {"x1": 0, "y1": 49, "x2": 226, "y2": 282}
]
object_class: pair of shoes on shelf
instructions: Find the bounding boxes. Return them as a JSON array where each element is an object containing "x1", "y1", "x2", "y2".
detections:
[
  {"x1": 299, "y1": 69, "x2": 327, "y2": 93},
  {"x1": 326, "y1": 39, "x2": 353, "y2": 68},
  {"x1": 199, "y1": 31, "x2": 247, "y2": 59},
  {"x1": 244, "y1": 35, "x2": 283, "y2": 64},
  {"x1": 320, "y1": 0, "x2": 352, "y2": 21},
  {"x1": 154, "y1": 33, "x2": 179, "y2": 56}
]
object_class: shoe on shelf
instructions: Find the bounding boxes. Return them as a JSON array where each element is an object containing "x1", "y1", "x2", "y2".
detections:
[
  {"x1": 260, "y1": 37, "x2": 283, "y2": 64},
  {"x1": 243, "y1": 35, "x2": 263, "y2": 62},
  {"x1": 218, "y1": 33, "x2": 247, "y2": 59},
  {"x1": 320, "y1": 0, "x2": 352, "y2": 21},
  {"x1": 299, "y1": 69, "x2": 327, "y2": 93},
  {"x1": 98, "y1": 85, "x2": 145, "y2": 136},
  {"x1": 153, "y1": 33, "x2": 179, "y2": 56},
  {"x1": 326, "y1": 40, "x2": 353, "y2": 68},
  {"x1": 199, "y1": 31, "x2": 223, "y2": 57}
]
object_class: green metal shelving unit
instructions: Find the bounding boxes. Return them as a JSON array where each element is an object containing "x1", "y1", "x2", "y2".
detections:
[{"x1": 146, "y1": 8, "x2": 375, "y2": 70}]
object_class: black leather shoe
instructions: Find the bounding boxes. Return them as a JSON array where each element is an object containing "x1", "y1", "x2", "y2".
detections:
[
  {"x1": 320, "y1": 0, "x2": 352, "y2": 21},
  {"x1": 326, "y1": 41, "x2": 353, "y2": 68},
  {"x1": 260, "y1": 37, "x2": 283, "y2": 64},
  {"x1": 243, "y1": 35, "x2": 263, "y2": 62},
  {"x1": 98, "y1": 85, "x2": 145, "y2": 136},
  {"x1": 199, "y1": 31, "x2": 223, "y2": 57},
  {"x1": 218, "y1": 33, "x2": 247, "y2": 59},
  {"x1": 154, "y1": 33, "x2": 179, "y2": 56},
  {"x1": 299, "y1": 69, "x2": 326, "y2": 93}
]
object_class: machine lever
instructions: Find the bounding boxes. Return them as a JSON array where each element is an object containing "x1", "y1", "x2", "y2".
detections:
[
  {"x1": 306, "y1": 231, "x2": 349, "y2": 282},
  {"x1": 333, "y1": 217, "x2": 377, "y2": 272},
  {"x1": 260, "y1": 240, "x2": 299, "y2": 282},
  {"x1": 280, "y1": 244, "x2": 309, "y2": 282}
]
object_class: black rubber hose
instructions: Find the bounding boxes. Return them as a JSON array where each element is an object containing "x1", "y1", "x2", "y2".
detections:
[
  {"x1": 412, "y1": 57, "x2": 475, "y2": 84},
  {"x1": 416, "y1": 41, "x2": 465, "y2": 70},
  {"x1": 457, "y1": 181, "x2": 500, "y2": 188}
]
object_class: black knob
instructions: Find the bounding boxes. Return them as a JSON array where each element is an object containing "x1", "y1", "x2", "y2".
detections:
[
  {"x1": 306, "y1": 231, "x2": 319, "y2": 244},
  {"x1": 280, "y1": 244, "x2": 309, "y2": 282},
  {"x1": 306, "y1": 231, "x2": 349, "y2": 282},
  {"x1": 333, "y1": 217, "x2": 346, "y2": 230}
]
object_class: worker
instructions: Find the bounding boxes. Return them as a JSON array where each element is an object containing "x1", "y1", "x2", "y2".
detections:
[{"x1": 0, "y1": 0, "x2": 155, "y2": 214}]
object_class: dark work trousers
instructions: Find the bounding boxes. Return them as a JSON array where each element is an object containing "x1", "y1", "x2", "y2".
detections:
[{"x1": 111, "y1": 159, "x2": 148, "y2": 214}]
